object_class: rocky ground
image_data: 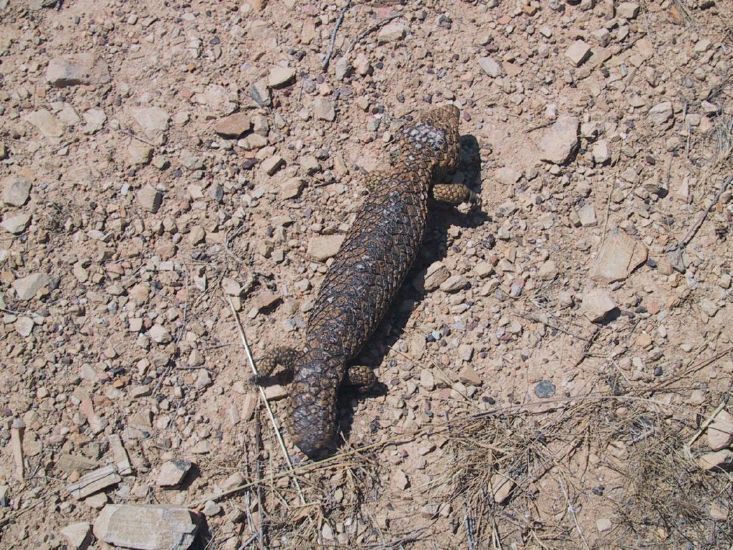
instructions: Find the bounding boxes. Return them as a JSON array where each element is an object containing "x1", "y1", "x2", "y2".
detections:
[{"x1": 1, "y1": 0, "x2": 732, "y2": 548}]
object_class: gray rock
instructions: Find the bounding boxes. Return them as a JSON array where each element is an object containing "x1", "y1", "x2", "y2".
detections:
[
  {"x1": 15, "y1": 317, "x2": 34, "y2": 337},
  {"x1": 59, "y1": 522, "x2": 92, "y2": 549},
  {"x1": 313, "y1": 97, "x2": 336, "y2": 122},
  {"x1": 137, "y1": 185, "x2": 162, "y2": 213},
  {"x1": 698, "y1": 450, "x2": 733, "y2": 471},
  {"x1": 82, "y1": 109, "x2": 106, "y2": 134},
  {"x1": 156, "y1": 460, "x2": 193, "y2": 487},
  {"x1": 148, "y1": 324, "x2": 172, "y2": 344},
  {"x1": 25, "y1": 109, "x2": 65, "y2": 138},
  {"x1": 565, "y1": 40, "x2": 592, "y2": 66},
  {"x1": 534, "y1": 380, "x2": 556, "y2": 398},
  {"x1": 46, "y1": 54, "x2": 110, "y2": 87},
  {"x1": 261, "y1": 155, "x2": 285, "y2": 176},
  {"x1": 93, "y1": 504, "x2": 198, "y2": 550},
  {"x1": 617, "y1": 2, "x2": 640, "y2": 19},
  {"x1": 13, "y1": 273, "x2": 50, "y2": 300},
  {"x1": 577, "y1": 204, "x2": 597, "y2": 226},
  {"x1": 268, "y1": 66, "x2": 295, "y2": 88},
  {"x1": 478, "y1": 56, "x2": 503, "y2": 78},
  {"x1": 648, "y1": 102, "x2": 673, "y2": 125},
  {"x1": 591, "y1": 229, "x2": 648, "y2": 282},
  {"x1": 1, "y1": 212, "x2": 31, "y2": 234},
  {"x1": 250, "y1": 80, "x2": 271, "y2": 107},
  {"x1": 131, "y1": 107, "x2": 170, "y2": 142},
  {"x1": 707, "y1": 409, "x2": 733, "y2": 451},
  {"x1": 280, "y1": 177, "x2": 305, "y2": 199},
  {"x1": 378, "y1": 21, "x2": 406, "y2": 43},
  {"x1": 2, "y1": 177, "x2": 31, "y2": 206},
  {"x1": 128, "y1": 141, "x2": 153, "y2": 166},
  {"x1": 581, "y1": 288, "x2": 618, "y2": 323},
  {"x1": 334, "y1": 57, "x2": 351, "y2": 80},
  {"x1": 439, "y1": 275, "x2": 469, "y2": 293},
  {"x1": 536, "y1": 115, "x2": 579, "y2": 165},
  {"x1": 308, "y1": 235, "x2": 344, "y2": 261},
  {"x1": 592, "y1": 140, "x2": 611, "y2": 165}
]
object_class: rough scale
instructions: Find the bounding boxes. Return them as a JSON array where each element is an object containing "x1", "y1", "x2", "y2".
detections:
[{"x1": 257, "y1": 105, "x2": 478, "y2": 458}]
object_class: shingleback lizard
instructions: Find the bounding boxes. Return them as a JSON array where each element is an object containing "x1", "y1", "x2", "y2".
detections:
[{"x1": 257, "y1": 105, "x2": 479, "y2": 458}]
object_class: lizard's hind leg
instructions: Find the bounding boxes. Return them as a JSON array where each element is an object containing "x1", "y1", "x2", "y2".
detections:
[
  {"x1": 345, "y1": 365, "x2": 377, "y2": 392},
  {"x1": 256, "y1": 346, "x2": 300, "y2": 383},
  {"x1": 431, "y1": 183, "x2": 481, "y2": 208}
]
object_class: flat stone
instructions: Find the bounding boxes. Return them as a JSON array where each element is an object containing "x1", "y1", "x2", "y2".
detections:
[
  {"x1": 137, "y1": 185, "x2": 162, "y2": 213},
  {"x1": 440, "y1": 275, "x2": 469, "y2": 293},
  {"x1": 67, "y1": 465, "x2": 121, "y2": 499},
  {"x1": 1, "y1": 212, "x2": 31, "y2": 234},
  {"x1": 313, "y1": 97, "x2": 336, "y2": 122},
  {"x1": 707, "y1": 409, "x2": 733, "y2": 451},
  {"x1": 268, "y1": 66, "x2": 295, "y2": 88},
  {"x1": 710, "y1": 501, "x2": 729, "y2": 521},
  {"x1": 592, "y1": 140, "x2": 611, "y2": 164},
  {"x1": 25, "y1": 109, "x2": 64, "y2": 138},
  {"x1": 93, "y1": 504, "x2": 198, "y2": 550},
  {"x1": 591, "y1": 230, "x2": 648, "y2": 283},
  {"x1": 60, "y1": 522, "x2": 92, "y2": 549},
  {"x1": 648, "y1": 102, "x2": 673, "y2": 125},
  {"x1": 378, "y1": 21, "x2": 406, "y2": 43},
  {"x1": 221, "y1": 277, "x2": 241, "y2": 296},
  {"x1": 308, "y1": 235, "x2": 344, "y2": 261},
  {"x1": 156, "y1": 460, "x2": 193, "y2": 487},
  {"x1": 698, "y1": 450, "x2": 733, "y2": 471},
  {"x1": 13, "y1": 273, "x2": 50, "y2": 300},
  {"x1": 261, "y1": 155, "x2": 285, "y2": 176},
  {"x1": 280, "y1": 177, "x2": 304, "y2": 199},
  {"x1": 596, "y1": 518, "x2": 612, "y2": 532},
  {"x1": 128, "y1": 141, "x2": 153, "y2": 166},
  {"x1": 536, "y1": 115, "x2": 579, "y2": 165},
  {"x1": 148, "y1": 324, "x2": 172, "y2": 344},
  {"x1": 581, "y1": 288, "x2": 618, "y2": 323},
  {"x1": 577, "y1": 204, "x2": 597, "y2": 226},
  {"x1": 131, "y1": 107, "x2": 170, "y2": 142},
  {"x1": 2, "y1": 177, "x2": 31, "y2": 206},
  {"x1": 250, "y1": 80, "x2": 271, "y2": 107},
  {"x1": 495, "y1": 166, "x2": 522, "y2": 186},
  {"x1": 214, "y1": 113, "x2": 251, "y2": 138},
  {"x1": 458, "y1": 365, "x2": 482, "y2": 386},
  {"x1": 617, "y1": 2, "x2": 640, "y2": 19},
  {"x1": 490, "y1": 474, "x2": 514, "y2": 504},
  {"x1": 46, "y1": 54, "x2": 110, "y2": 87},
  {"x1": 478, "y1": 56, "x2": 503, "y2": 78},
  {"x1": 419, "y1": 369, "x2": 435, "y2": 390},
  {"x1": 82, "y1": 109, "x2": 106, "y2": 134},
  {"x1": 565, "y1": 40, "x2": 592, "y2": 66},
  {"x1": 15, "y1": 317, "x2": 34, "y2": 337},
  {"x1": 538, "y1": 260, "x2": 558, "y2": 280},
  {"x1": 534, "y1": 380, "x2": 556, "y2": 398},
  {"x1": 202, "y1": 500, "x2": 221, "y2": 517},
  {"x1": 423, "y1": 263, "x2": 450, "y2": 291}
]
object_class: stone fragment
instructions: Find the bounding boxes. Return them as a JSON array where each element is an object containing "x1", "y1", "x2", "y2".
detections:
[
  {"x1": 268, "y1": 66, "x2": 295, "y2": 88},
  {"x1": 13, "y1": 273, "x2": 50, "y2": 300},
  {"x1": 617, "y1": 2, "x2": 640, "y2": 19},
  {"x1": 440, "y1": 275, "x2": 469, "y2": 293},
  {"x1": 536, "y1": 115, "x2": 579, "y2": 164},
  {"x1": 280, "y1": 177, "x2": 305, "y2": 199},
  {"x1": 698, "y1": 450, "x2": 733, "y2": 471},
  {"x1": 157, "y1": 460, "x2": 193, "y2": 487},
  {"x1": 378, "y1": 21, "x2": 406, "y2": 43},
  {"x1": 648, "y1": 102, "x2": 673, "y2": 125},
  {"x1": 538, "y1": 260, "x2": 558, "y2": 280},
  {"x1": 313, "y1": 97, "x2": 336, "y2": 122},
  {"x1": 221, "y1": 277, "x2": 241, "y2": 296},
  {"x1": 250, "y1": 80, "x2": 271, "y2": 107},
  {"x1": 15, "y1": 317, "x2": 34, "y2": 337},
  {"x1": 458, "y1": 365, "x2": 482, "y2": 385},
  {"x1": 534, "y1": 380, "x2": 556, "y2": 398},
  {"x1": 582, "y1": 288, "x2": 618, "y2": 323},
  {"x1": 148, "y1": 324, "x2": 172, "y2": 344},
  {"x1": 108, "y1": 434, "x2": 132, "y2": 476},
  {"x1": 131, "y1": 107, "x2": 170, "y2": 142},
  {"x1": 82, "y1": 109, "x2": 106, "y2": 134},
  {"x1": 202, "y1": 500, "x2": 221, "y2": 516},
  {"x1": 25, "y1": 109, "x2": 65, "y2": 138},
  {"x1": 709, "y1": 502, "x2": 729, "y2": 521},
  {"x1": 308, "y1": 235, "x2": 344, "y2": 261},
  {"x1": 495, "y1": 166, "x2": 522, "y2": 186},
  {"x1": 596, "y1": 518, "x2": 612, "y2": 532},
  {"x1": 214, "y1": 113, "x2": 251, "y2": 138},
  {"x1": 490, "y1": 474, "x2": 514, "y2": 504},
  {"x1": 128, "y1": 141, "x2": 153, "y2": 166},
  {"x1": 419, "y1": 369, "x2": 435, "y2": 390},
  {"x1": 1, "y1": 212, "x2": 31, "y2": 234},
  {"x1": 707, "y1": 409, "x2": 733, "y2": 451},
  {"x1": 261, "y1": 155, "x2": 285, "y2": 176},
  {"x1": 93, "y1": 504, "x2": 198, "y2": 550},
  {"x1": 592, "y1": 140, "x2": 611, "y2": 165},
  {"x1": 60, "y1": 522, "x2": 92, "y2": 549},
  {"x1": 391, "y1": 469, "x2": 410, "y2": 490},
  {"x1": 137, "y1": 185, "x2": 162, "y2": 213},
  {"x1": 591, "y1": 230, "x2": 648, "y2": 282},
  {"x1": 565, "y1": 40, "x2": 592, "y2": 66},
  {"x1": 423, "y1": 263, "x2": 451, "y2": 291},
  {"x1": 2, "y1": 177, "x2": 31, "y2": 206},
  {"x1": 67, "y1": 465, "x2": 121, "y2": 499},
  {"x1": 577, "y1": 204, "x2": 597, "y2": 226},
  {"x1": 478, "y1": 56, "x2": 503, "y2": 78},
  {"x1": 46, "y1": 54, "x2": 110, "y2": 87},
  {"x1": 334, "y1": 57, "x2": 351, "y2": 80}
]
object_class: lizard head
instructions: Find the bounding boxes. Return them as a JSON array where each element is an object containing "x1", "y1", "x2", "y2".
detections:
[{"x1": 402, "y1": 105, "x2": 461, "y2": 173}]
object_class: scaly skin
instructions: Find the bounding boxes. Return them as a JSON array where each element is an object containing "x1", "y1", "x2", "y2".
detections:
[{"x1": 258, "y1": 106, "x2": 478, "y2": 458}]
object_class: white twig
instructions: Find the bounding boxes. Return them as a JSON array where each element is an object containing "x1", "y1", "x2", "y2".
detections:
[{"x1": 226, "y1": 296, "x2": 306, "y2": 506}]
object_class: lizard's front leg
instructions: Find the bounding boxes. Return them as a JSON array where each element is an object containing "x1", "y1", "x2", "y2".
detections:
[{"x1": 255, "y1": 346, "x2": 300, "y2": 383}]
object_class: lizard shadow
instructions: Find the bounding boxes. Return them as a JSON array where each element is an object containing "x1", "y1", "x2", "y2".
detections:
[{"x1": 335, "y1": 134, "x2": 490, "y2": 448}]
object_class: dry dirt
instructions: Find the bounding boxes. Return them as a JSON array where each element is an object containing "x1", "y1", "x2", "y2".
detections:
[{"x1": 1, "y1": 0, "x2": 732, "y2": 548}]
